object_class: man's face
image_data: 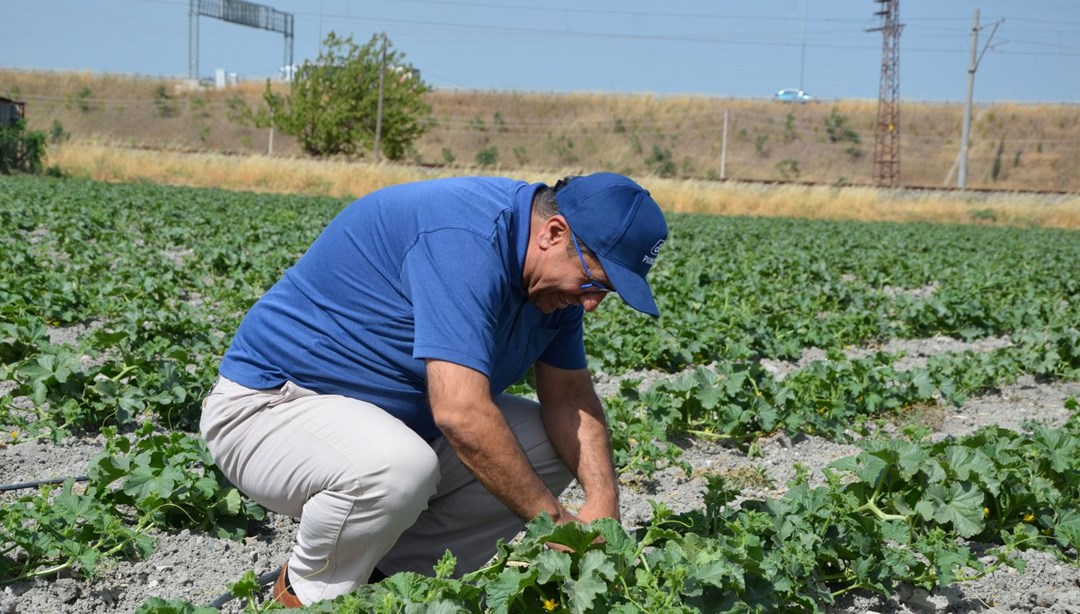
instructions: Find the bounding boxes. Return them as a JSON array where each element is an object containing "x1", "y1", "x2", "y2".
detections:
[{"x1": 525, "y1": 217, "x2": 613, "y2": 315}]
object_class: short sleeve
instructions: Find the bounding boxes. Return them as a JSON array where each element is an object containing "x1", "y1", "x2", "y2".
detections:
[{"x1": 401, "y1": 228, "x2": 507, "y2": 377}]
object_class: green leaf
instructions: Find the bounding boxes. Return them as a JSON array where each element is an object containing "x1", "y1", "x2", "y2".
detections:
[
  {"x1": 543, "y1": 522, "x2": 601, "y2": 555},
  {"x1": 563, "y1": 551, "x2": 615, "y2": 614},
  {"x1": 533, "y1": 549, "x2": 571, "y2": 584},
  {"x1": 1053, "y1": 508, "x2": 1080, "y2": 549},
  {"x1": 213, "y1": 488, "x2": 243, "y2": 516},
  {"x1": 77, "y1": 549, "x2": 101, "y2": 577},
  {"x1": 228, "y1": 569, "x2": 261, "y2": 601},
  {"x1": 484, "y1": 567, "x2": 536, "y2": 614},
  {"x1": 53, "y1": 486, "x2": 94, "y2": 522},
  {"x1": 916, "y1": 482, "x2": 984, "y2": 538},
  {"x1": 894, "y1": 441, "x2": 931, "y2": 478},
  {"x1": 123, "y1": 463, "x2": 186, "y2": 501}
]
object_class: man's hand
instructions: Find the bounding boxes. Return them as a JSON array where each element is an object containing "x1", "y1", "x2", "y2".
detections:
[{"x1": 535, "y1": 362, "x2": 621, "y2": 523}]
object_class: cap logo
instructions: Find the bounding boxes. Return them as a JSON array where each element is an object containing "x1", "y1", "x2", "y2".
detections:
[{"x1": 642, "y1": 239, "x2": 665, "y2": 265}]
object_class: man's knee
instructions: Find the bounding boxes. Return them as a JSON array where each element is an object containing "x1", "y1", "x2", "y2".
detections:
[{"x1": 334, "y1": 437, "x2": 441, "y2": 519}]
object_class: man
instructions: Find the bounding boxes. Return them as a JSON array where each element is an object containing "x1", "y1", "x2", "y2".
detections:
[{"x1": 200, "y1": 172, "x2": 668, "y2": 607}]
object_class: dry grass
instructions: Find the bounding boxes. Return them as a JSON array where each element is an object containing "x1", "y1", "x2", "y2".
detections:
[
  {"x1": 7, "y1": 69, "x2": 1079, "y2": 192},
  {"x1": 50, "y1": 140, "x2": 1080, "y2": 230},
  {"x1": 51, "y1": 139, "x2": 447, "y2": 199}
]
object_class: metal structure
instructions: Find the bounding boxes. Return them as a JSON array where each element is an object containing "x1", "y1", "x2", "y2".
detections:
[
  {"x1": 868, "y1": 0, "x2": 903, "y2": 188},
  {"x1": 188, "y1": 0, "x2": 294, "y2": 81},
  {"x1": 0, "y1": 97, "x2": 27, "y2": 126}
]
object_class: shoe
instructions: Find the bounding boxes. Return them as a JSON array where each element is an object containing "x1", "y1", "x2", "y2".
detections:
[{"x1": 272, "y1": 562, "x2": 303, "y2": 608}]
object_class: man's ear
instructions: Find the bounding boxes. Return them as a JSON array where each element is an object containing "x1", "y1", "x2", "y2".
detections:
[{"x1": 539, "y1": 215, "x2": 571, "y2": 249}]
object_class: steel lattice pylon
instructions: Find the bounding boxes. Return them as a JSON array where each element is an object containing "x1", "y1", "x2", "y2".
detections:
[{"x1": 869, "y1": 0, "x2": 903, "y2": 187}]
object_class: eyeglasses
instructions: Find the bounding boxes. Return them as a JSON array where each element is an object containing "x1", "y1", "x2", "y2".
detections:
[{"x1": 570, "y1": 230, "x2": 613, "y2": 294}]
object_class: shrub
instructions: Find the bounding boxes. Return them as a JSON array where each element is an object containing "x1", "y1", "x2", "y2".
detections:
[
  {"x1": 777, "y1": 158, "x2": 801, "y2": 181},
  {"x1": 553, "y1": 134, "x2": 576, "y2": 165},
  {"x1": 49, "y1": 120, "x2": 70, "y2": 144},
  {"x1": 754, "y1": 133, "x2": 769, "y2": 157},
  {"x1": 824, "y1": 109, "x2": 860, "y2": 145},
  {"x1": 0, "y1": 120, "x2": 47, "y2": 174},
  {"x1": 154, "y1": 85, "x2": 178, "y2": 118},
  {"x1": 645, "y1": 145, "x2": 676, "y2": 177},
  {"x1": 513, "y1": 146, "x2": 528, "y2": 165},
  {"x1": 783, "y1": 112, "x2": 797, "y2": 143},
  {"x1": 74, "y1": 86, "x2": 93, "y2": 112},
  {"x1": 991, "y1": 138, "x2": 1005, "y2": 182},
  {"x1": 475, "y1": 145, "x2": 498, "y2": 167}
]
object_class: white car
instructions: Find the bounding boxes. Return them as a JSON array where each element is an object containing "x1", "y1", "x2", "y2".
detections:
[{"x1": 774, "y1": 89, "x2": 813, "y2": 103}]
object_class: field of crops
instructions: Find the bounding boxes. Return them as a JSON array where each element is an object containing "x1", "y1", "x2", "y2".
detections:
[{"x1": 2, "y1": 175, "x2": 1079, "y2": 613}]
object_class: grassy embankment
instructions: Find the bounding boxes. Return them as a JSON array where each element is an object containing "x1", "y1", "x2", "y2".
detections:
[{"x1": 4, "y1": 69, "x2": 1080, "y2": 229}]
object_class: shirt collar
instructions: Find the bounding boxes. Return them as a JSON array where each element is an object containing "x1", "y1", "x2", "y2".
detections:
[{"x1": 509, "y1": 182, "x2": 544, "y2": 292}]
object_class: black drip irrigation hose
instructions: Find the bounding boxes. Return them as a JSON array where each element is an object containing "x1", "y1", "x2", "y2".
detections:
[
  {"x1": 207, "y1": 568, "x2": 281, "y2": 609},
  {"x1": 1, "y1": 461, "x2": 208, "y2": 493},
  {"x1": 0, "y1": 475, "x2": 89, "y2": 492}
]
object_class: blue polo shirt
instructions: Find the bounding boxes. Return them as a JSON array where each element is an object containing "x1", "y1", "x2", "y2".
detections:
[{"x1": 218, "y1": 177, "x2": 587, "y2": 440}]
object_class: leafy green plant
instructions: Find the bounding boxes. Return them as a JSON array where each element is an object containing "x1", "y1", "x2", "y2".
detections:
[
  {"x1": 754, "y1": 133, "x2": 769, "y2": 157},
  {"x1": 74, "y1": 86, "x2": 93, "y2": 112},
  {"x1": 824, "y1": 108, "x2": 859, "y2": 145},
  {"x1": 48, "y1": 119, "x2": 70, "y2": 144},
  {"x1": 783, "y1": 111, "x2": 797, "y2": 142},
  {"x1": 476, "y1": 145, "x2": 498, "y2": 167},
  {"x1": 88, "y1": 422, "x2": 265, "y2": 539},
  {"x1": 777, "y1": 158, "x2": 800, "y2": 181},
  {"x1": 154, "y1": 84, "x2": 178, "y2": 118},
  {"x1": 645, "y1": 145, "x2": 676, "y2": 177},
  {"x1": 0, "y1": 480, "x2": 155, "y2": 584},
  {"x1": 991, "y1": 138, "x2": 1005, "y2": 182},
  {"x1": 513, "y1": 146, "x2": 529, "y2": 166},
  {"x1": 0, "y1": 120, "x2": 46, "y2": 175},
  {"x1": 553, "y1": 134, "x2": 577, "y2": 165}
]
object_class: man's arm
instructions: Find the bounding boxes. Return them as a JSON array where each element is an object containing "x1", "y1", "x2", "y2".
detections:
[
  {"x1": 534, "y1": 361, "x2": 620, "y2": 522},
  {"x1": 427, "y1": 359, "x2": 576, "y2": 524}
]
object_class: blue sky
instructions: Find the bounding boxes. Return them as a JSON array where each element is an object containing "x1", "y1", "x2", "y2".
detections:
[{"x1": 3, "y1": 0, "x2": 1078, "y2": 102}]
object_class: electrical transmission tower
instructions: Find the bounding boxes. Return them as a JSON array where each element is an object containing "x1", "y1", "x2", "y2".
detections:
[{"x1": 868, "y1": 0, "x2": 903, "y2": 187}]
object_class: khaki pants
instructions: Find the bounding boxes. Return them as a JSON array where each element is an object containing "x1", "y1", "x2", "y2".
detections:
[{"x1": 200, "y1": 377, "x2": 573, "y2": 604}]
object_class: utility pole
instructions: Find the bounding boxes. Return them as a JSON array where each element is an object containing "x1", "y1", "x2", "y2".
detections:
[
  {"x1": 868, "y1": 0, "x2": 903, "y2": 188},
  {"x1": 720, "y1": 110, "x2": 729, "y2": 180},
  {"x1": 799, "y1": 0, "x2": 808, "y2": 93},
  {"x1": 374, "y1": 33, "x2": 387, "y2": 163},
  {"x1": 188, "y1": 0, "x2": 199, "y2": 80},
  {"x1": 957, "y1": 9, "x2": 1003, "y2": 190}
]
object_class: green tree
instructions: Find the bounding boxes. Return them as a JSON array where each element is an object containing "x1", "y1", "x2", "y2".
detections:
[
  {"x1": 0, "y1": 120, "x2": 46, "y2": 175},
  {"x1": 266, "y1": 32, "x2": 431, "y2": 160}
]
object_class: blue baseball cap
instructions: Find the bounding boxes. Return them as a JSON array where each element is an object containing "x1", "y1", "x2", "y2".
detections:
[{"x1": 554, "y1": 173, "x2": 668, "y2": 317}]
